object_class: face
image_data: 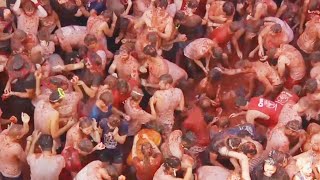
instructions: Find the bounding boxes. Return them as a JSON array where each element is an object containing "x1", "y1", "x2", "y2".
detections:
[
  {"x1": 87, "y1": 42, "x2": 97, "y2": 50},
  {"x1": 263, "y1": 163, "x2": 277, "y2": 177},
  {"x1": 23, "y1": 3, "x2": 36, "y2": 16},
  {"x1": 120, "y1": 50, "x2": 129, "y2": 59},
  {"x1": 159, "y1": 81, "x2": 167, "y2": 90},
  {"x1": 141, "y1": 144, "x2": 153, "y2": 157},
  {"x1": 81, "y1": 126, "x2": 93, "y2": 135}
]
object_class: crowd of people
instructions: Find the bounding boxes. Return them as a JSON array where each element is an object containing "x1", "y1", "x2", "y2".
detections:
[{"x1": 0, "y1": 0, "x2": 320, "y2": 179}]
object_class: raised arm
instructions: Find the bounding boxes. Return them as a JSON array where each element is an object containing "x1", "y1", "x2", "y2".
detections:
[
  {"x1": 12, "y1": 0, "x2": 22, "y2": 16},
  {"x1": 50, "y1": 113, "x2": 75, "y2": 139},
  {"x1": 31, "y1": 0, "x2": 48, "y2": 18}
]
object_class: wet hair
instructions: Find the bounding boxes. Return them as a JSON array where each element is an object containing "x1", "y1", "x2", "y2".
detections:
[
  {"x1": 239, "y1": 142, "x2": 257, "y2": 156},
  {"x1": 182, "y1": 131, "x2": 197, "y2": 147},
  {"x1": 65, "y1": 51, "x2": 80, "y2": 64},
  {"x1": 37, "y1": 134, "x2": 54, "y2": 151},
  {"x1": 141, "y1": 142, "x2": 152, "y2": 155},
  {"x1": 159, "y1": 74, "x2": 174, "y2": 85},
  {"x1": 7, "y1": 124, "x2": 23, "y2": 137},
  {"x1": 230, "y1": 21, "x2": 242, "y2": 32},
  {"x1": 208, "y1": 68, "x2": 222, "y2": 82},
  {"x1": 119, "y1": 17, "x2": 130, "y2": 31},
  {"x1": 78, "y1": 138, "x2": 94, "y2": 153},
  {"x1": 107, "y1": 114, "x2": 121, "y2": 127},
  {"x1": 156, "y1": 0, "x2": 168, "y2": 8},
  {"x1": 131, "y1": 87, "x2": 144, "y2": 101},
  {"x1": 187, "y1": 0, "x2": 199, "y2": 9},
  {"x1": 106, "y1": 165, "x2": 119, "y2": 180},
  {"x1": 174, "y1": 11, "x2": 186, "y2": 21},
  {"x1": 79, "y1": 117, "x2": 93, "y2": 129},
  {"x1": 222, "y1": 2, "x2": 235, "y2": 16},
  {"x1": 22, "y1": 1, "x2": 36, "y2": 12},
  {"x1": 164, "y1": 156, "x2": 181, "y2": 170},
  {"x1": 47, "y1": 76, "x2": 68, "y2": 89},
  {"x1": 14, "y1": 29, "x2": 27, "y2": 41},
  {"x1": 265, "y1": 158, "x2": 276, "y2": 166},
  {"x1": 212, "y1": 48, "x2": 223, "y2": 60},
  {"x1": 147, "y1": 32, "x2": 158, "y2": 46},
  {"x1": 308, "y1": 51, "x2": 320, "y2": 62},
  {"x1": 269, "y1": 150, "x2": 289, "y2": 166},
  {"x1": 285, "y1": 120, "x2": 302, "y2": 132},
  {"x1": 235, "y1": 96, "x2": 248, "y2": 106},
  {"x1": 99, "y1": 91, "x2": 114, "y2": 105},
  {"x1": 84, "y1": 34, "x2": 98, "y2": 46},
  {"x1": 12, "y1": 55, "x2": 25, "y2": 71},
  {"x1": 226, "y1": 137, "x2": 242, "y2": 150},
  {"x1": 49, "y1": 89, "x2": 64, "y2": 103},
  {"x1": 101, "y1": 10, "x2": 113, "y2": 19},
  {"x1": 143, "y1": 45, "x2": 157, "y2": 57},
  {"x1": 266, "y1": 48, "x2": 278, "y2": 59},
  {"x1": 270, "y1": 23, "x2": 282, "y2": 33},
  {"x1": 117, "y1": 79, "x2": 129, "y2": 93},
  {"x1": 217, "y1": 117, "x2": 230, "y2": 128},
  {"x1": 237, "y1": 130, "x2": 251, "y2": 138},
  {"x1": 78, "y1": 46, "x2": 88, "y2": 58},
  {"x1": 88, "y1": 52, "x2": 102, "y2": 66},
  {"x1": 199, "y1": 97, "x2": 212, "y2": 110},
  {"x1": 292, "y1": 85, "x2": 302, "y2": 97},
  {"x1": 103, "y1": 75, "x2": 118, "y2": 90},
  {"x1": 304, "y1": 78, "x2": 318, "y2": 94}
]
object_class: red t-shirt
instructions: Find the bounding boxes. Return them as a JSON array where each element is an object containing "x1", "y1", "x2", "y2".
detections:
[
  {"x1": 112, "y1": 90, "x2": 130, "y2": 109},
  {"x1": 274, "y1": 90, "x2": 299, "y2": 106},
  {"x1": 61, "y1": 147, "x2": 82, "y2": 173},
  {"x1": 132, "y1": 155, "x2": 162, "y2": 180},
  {"x1": 208, "y1": 24, "x2": 232, "y2": 47},
  {"x1": 183, "y1": 106, "x2": 210, "y2": 147},
  {"x1": 248, "y1": 97, "x2": 283, "y2": 127}
]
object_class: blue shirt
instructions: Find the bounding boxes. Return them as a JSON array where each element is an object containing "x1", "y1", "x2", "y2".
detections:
[{"x1": 89, "y1": 104, "x2": 113, "y2": 122}]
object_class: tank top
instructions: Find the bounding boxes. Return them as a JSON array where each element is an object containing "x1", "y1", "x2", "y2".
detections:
[
  {"x1": 275, "y1": 90, "x2": 299, "y2": 105},
  {"x1": 208, "y1": 24, "x2": 233, "y2": 47},
  {"x1": 248, "y1": 97, "x2": 283, "y2": 127}
]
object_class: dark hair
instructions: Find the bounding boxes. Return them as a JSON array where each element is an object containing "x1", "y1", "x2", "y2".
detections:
[
  {"x1": 269, "y1": 150, "x2": 289, "y2": 166},
  {"x1": 79, "y1": 117, "x2": 93, "y2": 129},
  {"x1": 285, "y1": 120, "x2": 301, "y2": 131},
  {"x1": 237, "y1": 130, "x2": 251, "y2": 138},
  {"x1": 230, "y1": 21, "x2": 242, "y2": 32},
  {"x1": 156, "y1": 0, "x2": 168, "y2": 8},
  {"x1": 239, "y1": 142, "x2": 257, "y2": 156},
  {"x1": 106, "y1": 165, "x2": 119, "y2": 180},
  {"x1": 226, "y1": 137, "x2": 242, "y2": 150},
  {"x1": 104, "y1": 75, "x2": 118, "y2": 89},
  {"x1": 213, "y1": 48, "x2": 223, "y2": 60},
  {"x1": 235, "y1": 96, "x2": 248, "y2": 106},
  {"x1": 147, "y1": 32, "x2": 158, "y2": 45},
  {"x1": 208, "y1": 68, "x2": 222, "y2": 82},
  {"x1": 143, "y1": 45, "x2": 157, "y2": 57},
  {"x1": 223, "y1": 2, "x2": 235, "y2": 16},
  {"x1": 49, "y1": 89, "x2": 64, "y2": 103},
  {"x1": 65, "y1": 51, "x2": 80, "y2": 64},
  {"x1": 38, "y1": 134, "x2": 54, "y2": 151},
  {"x1": 308, "y1": 51, "x2": 320, "y2": 62},
  {"x1": 99, "y1": 91, "x2": 114, "y2": 105},
  {"x1": 199, "y1": 97, "x2": 212, "y2": 110},
  {"x1": 84, "y1": 34, "x2": 98, "y2": 46},
  {"x1": 270, "y1": 23, "x2": 282, "y2": 33},
  {"x1": 0, "y1": 8, "x2": 5, "y2": 20},
  {"x1": 108, "y1": 114, "x2": 121, "y2": 127},
  {"x1": 78, "y1": 138, "x2": 94, "y2": 153},
  {"x1": 304, "y1": 79, "x2": 318, "y2": 94},
  {"x1": 78, "y1": 46, "x2": 88, "y2": 58},
  {"x1": 187, "y1": 0, "x2": 199, "y2": 9},
  {"x1": 117, "y1": 79, "x2": 129, "y2": 93},
  {"x1": 159, "y1": 74, "x2": 174, "y2": 85},
  {"x1": 164, "y1": 156, "x2": 181, "y2": 170},
  {"x1": 12, "y1": 55, "x2": 25, "y2": 71},
  {"x1": 88, "y1": 52, "x2": 102, "y2": 66},
  {"x1": 292, "y1": 85, "x2": 302, "y2": 97},
  {"x1": 182, "y1": 131, "x2": 197, "y2": 147},
  {"x1": 101, "y1": 10, "x2": 113, "y2": 19},
  {"x1": 174, "y1": 11, "x2": 186, "y2": 21},
  {"x1": 119, "y1": 17, "x2": 130, "y2": 31},
  {"x1": 141, "y1": 142, "x2": 152, "y2": 154}
]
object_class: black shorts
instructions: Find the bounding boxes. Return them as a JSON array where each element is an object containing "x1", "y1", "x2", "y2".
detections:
[
  {"x1": 98, "y1": 148, "x2": 124, "y2": 164},
  {"x1": 0, "y1": 173, "x2": 23, "y2": 180}
]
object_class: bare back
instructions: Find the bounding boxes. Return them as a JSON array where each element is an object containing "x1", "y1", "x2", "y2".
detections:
[{"x1": 34, "y1": 100, "x2": 57, "y2": 135}]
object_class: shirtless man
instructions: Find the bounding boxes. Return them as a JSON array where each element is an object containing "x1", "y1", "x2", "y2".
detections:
[
  {"x1": 309, "y1": 52, "x2": 320, "y2": 87},
  {"x1": 183, "y1": 38, "x2": 221, "y2": 74},
  {"x1": 153, "y1": 156, "x2": 193, "y2": 180},
  {"x1": 297, "y1": 15, "x2": 320, "y2": 54},
  {"x1": 53, "y1": 25, "x2": 86, "y2": 53},
  {"x1": 74, "y1": 160, "x2": 117, "y2": 180},
  {"x1": 27, "y1": 132, "x2": 65, "y2": 180},
  {"x1": 0, "y1": 113, "x2": 30, "y2": 180},
  {"x1": 132, "y1": 0, "x2": 151, "y2": 17},
  {"x1": 132, "y1": 134, "x2": 162, "y2": 180},
  {"x1": 250, "y1": 17, "x2": 293, "y2": 57},
  {"x1": 299, "y1": 0, "x2": 320, "y2": 34},
  {"x1": 124, "y1": 88, "x2": 156, "y2": 136},
  {"x1": 207, "y1": 1, "x2": 235, "y2": 28},
  {"x1": 149, "y1": 74, "x2": 185, "y2": 139},
  {"x1": 34, "y1": 88, "x2": 76, "y2": 140},
  {"x1": 267, "y1": 44, "x2": 306, "y2": 89},
  {"x1": 108, "y1": 49, "x2": 140, "y2": 82}
]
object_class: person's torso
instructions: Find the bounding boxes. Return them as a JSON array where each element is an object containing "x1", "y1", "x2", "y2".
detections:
[
  {"x1": 34, "y1": 100, "x2": 55, "y2": 134},
  {"x1": 155, "y1": 88, "x2": 182, "y2": 118},
  {"x1": 0, "y1": 137, "x2": 22, "y2": 176},
  {"x1": 74, "y1": 161, "x2": 102, "y2": 180},
  {"x1": 17, "y1": 12, "x2": 39, "y2": 35},
  {"x1": 208, "y1": 24, "x2": 232, "y2": 47},
  {"x1": 29, "y1": 154, "x2": 64, "y2": 180},
  {"x1": 275, "y1": 90, "x2": 299, "y2": 106}
]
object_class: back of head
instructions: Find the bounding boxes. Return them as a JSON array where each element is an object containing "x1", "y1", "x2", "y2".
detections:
[
  {"x1": 235, "y1": 96, "x2": 248, "y2": 107},
  {"x1": 226, "y1": 137, "x2": 242, "y2": 150},
  {"x1": 7, "y1": 124, "x2": 23, "y2": 138},
  {"x1": 99, "y1": 91, "x2": 114, "y2": 105},
  {"x1": 182, "y1": 131, "x2": 197, "y2": 147},
  {"x1": 174, "y1": 10, "x2": 186, "y2": 21},
  {"x1": 156, "y1": 0, "x2": 168, "y2": 8},
  {"x1": 270, "y1": 23, "x2": 282, "y2": 33},
  {"x1": 106, "y1": 165, "x2": 119, "y2": 179},
  {"x1": 78, "y1": 46, "x2": 88, "y2": 58},
  {"x1": 292, "y1": 85, "x2": 302, "y2": 97},
  {"x1": 38, "y1": 134, "x2": 53, "y2": 151},
  {"x1": 223, "y1": 2, "x2": 235, "y2": 16},
  {"x1": 79, "y1": 117, "x2": 93, "y2": 129},
  {"x1": 164, "y1": 156, "x2": 181, "y2": 170},
  {"x1": 147, "y1": 32, "x2": 158, "y2": 46},
  {"x1": 104, "y1": 75, "x2": 118, "y2": 90},
  {"x1": 304, "y1": 78, "x2": 318, "y2": 94},
  {"x1": 119, "y1": 17, "x2": 130, "y2": 31},
  {"x1": 117, "y1": 79, "x2": 129, "y2": 93},
  {"x1": 131, "y1": 87, "x2": 144, "y2": 101},
  {"x1": 143, "y1": 45, "x2": 157, "y2": 57},
  {"x1": 159, "y1": 74, "x2": 174, "y2": 85},
  {"x1": 308, "y1": 51, "x2": 320, "y2": 63},
  {"x1": 285, "y1": 120, "x2": 301, "y2": 131},
  {"x1": 78, "y1": 138, "x2": 94, "y2": 153},
  {"x1": 84, "y1": 34, "x2": 98, "y2": 46},
  {"x1": 269, "y1": 150, "x2": 289, "y2": 165},
  {"x1": 49, "y1": 88, "x2": 65, "y2": 103},
  {"x1": 208, "y1": 68, "x2": 222, "y2": 82},
  {"x1": 108, "y1": 114, "x2": 121, "y2": 128},
  {"x1": 88, "y1": 52, "x2": 102, "y2": 66},
  {"x1": 199, "y1": 96, "x2": 212, "y2": 110},
  {"x1": 239, "y1": 142, "x2": 257, "y2": 156},
  {"x1": 101, "y1": 10, "x2": 113, "y2": 19},
  {"x1": 187, "y1": 0, "x2": 199, "y2": 9}
]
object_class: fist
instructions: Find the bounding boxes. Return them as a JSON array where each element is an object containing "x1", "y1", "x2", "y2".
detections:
[{"x1": 21, "y1": 112, "x2": 30, "y2": 123}]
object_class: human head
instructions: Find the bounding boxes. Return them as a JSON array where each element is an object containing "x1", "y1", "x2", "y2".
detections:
[
  {"x1": 78, "y1": 138, "x2": 94, "y2": 153},
  {"x1": 174, "y1": 10, "x2": 186, "y2": 24},
  {"x1": 14, "y1": 29, "x2": 27, "y2": 42},
  {"x1": 117, "y1": 79, "x2": 129, "y2": 95},
  {"x1": 101, "y1": 10, "x2": 113, "y2": 21},
  {"x1": 147, "y1": 32, "x2": 158, "y2": 46},
  {"x1": 86, "y1": 52, "x2": 103, "y2": 72},
  {"x1": 308, "y1": 51, "x2": 320, "y2": 66},
  {"x1": 270, "y1": 24, "x2": 282, "y2": 34},
  {"x1": 84, "y1": 34, "x2": 98, "y2": 49},
  {"x1": 239, "y1": 142, "x2": 257, "y2": 158},
  {"x1": 199, "y1": 96, "x2": 212, "y2": 110},
  {"x1": 284, "y1": 120, "x2": 301, "y2": 137},
  {"x1": 269, "y1": 150, "x2": 289, "y2": 167},
  {"x1": 7, "y1": 124, "x2": 24, "y2": 140},
  {"x1": 223, "y1": 2, "x2": 235, "y2": 16},
  {"x1": 78, "y1": 46, "x2": 88, "y2": 59},
  {"x1": 106, "y1": 114, "x2": 121, "y2": 128},
  {"x1": 235, "y1": 96, "x2": 248, "y2": 109},
  {"x1": 46, "y1": 76, "x2": 69, "y2": 90},
  {"x1": 212, "y1": 47, "x2": 223, "y2": 60},
  {"x1": 37, "y1": 134, "x2": 54, "y2": 151},
  {"x1": 98, "y1": 91, "x2": 114, "y2": 109},
  {"x1": 263, "y1": 158, "x2": 277, "y2": 177},
  {"x1": 292, "y1": 85, "x2": 303, "y2": 97},
  {"x1": 187, "y1": 0, "x2": 198, "y2": 11},
  {"x1": 303, "y1": 78, "x2": 318, "y2": 94},
  {"x1": 155, "y1": 0, "x2": 168, "y2": 9},
  {"x1": 163, "y1": 156, "x2": 181, "y2": 176},
  {"x1": 22, "y1": 1, "x2": 36, "y2": 16},
  {"x1": 208, "y1": 68, "x2": 222, "y2": 83},
  {"x1": 79, "y1": 117, "x2": 94, "y2": 135},
  {"x1": 159, "y1": 74, "x2": 173, "y2": 90},
  {"x1": 226, "y1": 137, "x2": 242, "y2": 150},
  {"x1": 141, "y1": 142, "x2": 153, "y2": 157},
  {"x1": 230, "y1": 21, "x2": 242, "y2": 33},
  {"x1": 181, "y1": 131, "x2": 197, "y2": 149},
  {"x1": 143, "y1": 45, "x2": 157, "y2": 57},
  {"x1": 103, "y1": 75, "x2": 118, "y2": 90},
  {"x1": 266, "y1": 48, "x2": 280, "y2": 59},
  {"x1": 131, "y1": 87, "x2": 144, "y2": 101},
  {"x1": 0, "y1": 8, "x2": 12, "y2": 21},
  {"x1": 49, "y1": 88, "x2": 65, "y2": 107},
  {"x1": 119, "y1": 17, "x2": 130, "y2": 32}
]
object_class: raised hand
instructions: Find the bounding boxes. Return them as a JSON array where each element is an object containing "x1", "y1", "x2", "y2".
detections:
[{"x1": 21, "y1": 112, "x2": 30, "y2": 124}]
